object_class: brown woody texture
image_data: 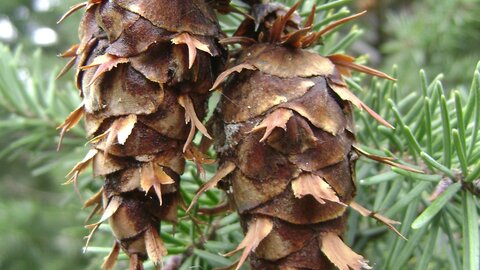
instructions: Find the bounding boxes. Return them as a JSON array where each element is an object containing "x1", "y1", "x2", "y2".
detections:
[{"x1": 59, "y1": 0, "x2": 225, "y2": 269}]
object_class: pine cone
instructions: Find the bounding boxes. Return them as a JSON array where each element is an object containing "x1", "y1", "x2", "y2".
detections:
[
  {"x1": 59, "y1": 1, "x2": 225, "y2": 268},
  {"x1": 201, "y1": 3, "x2": 395, "y2": 269}
]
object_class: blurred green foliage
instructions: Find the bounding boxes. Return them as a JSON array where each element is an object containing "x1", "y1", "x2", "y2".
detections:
[
  {"x1": 0, "y1": 2, "x2": 83, "y2": 269},
  {"x1": 379, "y1": 0, "x2": 480, "y2": 90},
  {"x1": 0, "y1": 44, "x2": 90, "y2": 269},
  {"x1": 0, "y1": 0, "x2": 478, "y2": 270}
]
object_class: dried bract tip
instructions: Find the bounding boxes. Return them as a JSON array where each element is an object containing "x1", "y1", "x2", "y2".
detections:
[
  {"x1": 350, "y1": 201, "x2": 406, "y2": 240},
  {"x1": 320, "y1": 232, "x2": 371, "y2": 270},
  {"x1": 224, "y1": 218, "x2": 273, "y2": 270},
  {"x1": 328, "y1": 54, "x2": 396, "y2": 81},
  {"x1": 187, "y1": 161, "x2": 236, "y2": 213},
  {"x1": 316, "y1": 11, "x2": 367, "y2": 37},
  {"x1": 101, "y1": 242, "x2": 121, "y2": 270}
]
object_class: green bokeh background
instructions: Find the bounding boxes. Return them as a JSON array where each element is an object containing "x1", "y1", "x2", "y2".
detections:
[{"x1": 0, "y1": 0, "x2": 478, "y2": 269}]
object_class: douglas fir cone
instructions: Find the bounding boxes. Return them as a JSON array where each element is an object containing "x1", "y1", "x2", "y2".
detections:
[
  {"x1": 191, "y1": 2, "x2": 408, "y2": 270},
  {"x1": 57, "y1": 0, "x2": 225, "y2": 269}
]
